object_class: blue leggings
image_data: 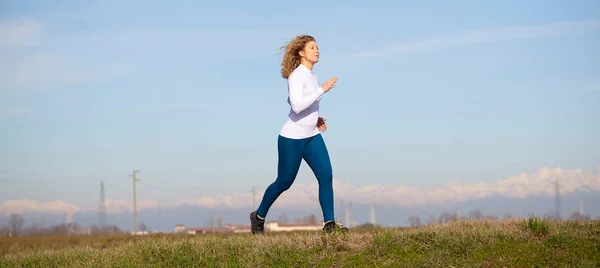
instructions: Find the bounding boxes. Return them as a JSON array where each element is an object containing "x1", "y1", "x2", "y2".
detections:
[{"x1": 257, "y1": 133, "x2": 335, "y2": 223}]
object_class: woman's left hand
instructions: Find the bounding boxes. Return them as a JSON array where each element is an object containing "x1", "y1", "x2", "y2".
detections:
[{"x1": 317, "y1": 117, "x2": 327, "y2": 132}]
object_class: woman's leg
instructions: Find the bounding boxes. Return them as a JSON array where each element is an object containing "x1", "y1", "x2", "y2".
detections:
[
  {"x1": 302, "y1": 134, "x2": 335, "y2": 223},
  {"x1": 256, "y1": 135, "x2": 305, "y2": 219}
]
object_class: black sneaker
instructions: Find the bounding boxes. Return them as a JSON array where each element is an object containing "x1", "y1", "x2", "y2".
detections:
[
  {"x1": 250, "y1": 211, "x2": 265, "y2": 235},
  {"x1": 322, "y1": 221, "x2": 349, "y2": 233}
]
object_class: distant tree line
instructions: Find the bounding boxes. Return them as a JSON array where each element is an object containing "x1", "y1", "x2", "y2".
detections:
[
  {"x1": 0, "y1": 213, "x2": 128, "y2": 237},
  {"x1": 275, "y1": 208, "x2": 597, "y2": 230},
  {"x1": 406, "y1": 208, "x2": 596, "y2": 227},
  {"x1": 2, "y1": 208, "x2": 595, "y2": 237}
]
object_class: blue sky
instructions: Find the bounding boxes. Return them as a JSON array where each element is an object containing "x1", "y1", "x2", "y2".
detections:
[{"x1": 1, "y1": 0, "x2": 599, "y2": 213}]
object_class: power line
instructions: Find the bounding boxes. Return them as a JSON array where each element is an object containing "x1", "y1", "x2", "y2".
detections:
[{"x1": 129, "y1": 170, "x2": 141, "y2": 234}]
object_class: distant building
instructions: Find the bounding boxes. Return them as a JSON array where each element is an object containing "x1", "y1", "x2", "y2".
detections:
[
  {"x1": 264, "y1": 221, "x2": 325, "y2": 232},
  {"x1": 174, "y1": 224, "x2": 186, "y2": 233},
  {"x1": 174, "y1": 221, "x2": 325, "y2": 234},
  {"x1": 174, "y1": 223, "x2": 247, "y2": 234}
]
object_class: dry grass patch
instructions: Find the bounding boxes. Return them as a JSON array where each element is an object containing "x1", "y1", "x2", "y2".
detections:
[{"x1": 1, "y1": 217, "x2": 599, "y2": 267}]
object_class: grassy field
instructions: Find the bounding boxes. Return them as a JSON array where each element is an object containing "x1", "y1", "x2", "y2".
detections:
[{"x1": 1, "y1": 217, "x2": 599, "y2": 267}]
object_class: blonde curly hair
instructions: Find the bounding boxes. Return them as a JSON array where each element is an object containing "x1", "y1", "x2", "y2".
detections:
[{"x1": 280, "y1": 35, "x2": 316, "y2": 79}]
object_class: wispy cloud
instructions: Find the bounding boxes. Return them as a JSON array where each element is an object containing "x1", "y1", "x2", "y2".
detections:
[
  {"x1": 343, "y1": 19, "x2": 600, "y2": 61},
  {"x1": 0, "y1": 200, "x2": 78, "y2": 215},
  {"x1": 586, "y1": 81, "x2": 600, "y2": 92},
  {"x1": 0, "y1": 17, "x2": 41, "y2": 47},
  {"x1": 130, "y1": 99, "x2": 225, "y2": 114},
  {"x1": 0, "y1": 15, "x2": 288, "y2": 96},
  {"x1": 0, "y1": 17, "x2": 133, "y2": 96},
  {"x1": 0, "y1": 106, "x2": 34, "y2": 118},
  {"x1": 0, "y1": 51, "x2": 133, "y2": 95},
  {"x1": 90, "y1": 98, "x2": 226, "y2": 118},
  {"x1": 2, "y1": 164, "x2": 599, "y2": 215}
]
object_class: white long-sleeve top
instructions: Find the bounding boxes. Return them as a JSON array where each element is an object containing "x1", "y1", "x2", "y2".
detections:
[{"x1": 279, "y1": 64, "x2": 326, "y2": 139}]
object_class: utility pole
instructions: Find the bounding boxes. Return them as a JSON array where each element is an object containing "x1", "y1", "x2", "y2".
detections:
[
  {"x1": 130, "y1": 170, "x2": 140, "y2": 234},
  {"x1": 554, "y1": 178, "x2": 560, "y2": 220},
  {"x1": 348, "y1": 201, "x2": 353, "y2": 228},
  {"x1": 252, "y1": 186, "x2": 258, "y2": 210},
  {"x1": 369, "y1": 203, "x2": 376, "y2": 225},
  {"x1": 99, "y1": 181, "x2": 108, "y2": 228},
  {"x1": 340, "y1": 199, "x2": 344, "y2": 225}
]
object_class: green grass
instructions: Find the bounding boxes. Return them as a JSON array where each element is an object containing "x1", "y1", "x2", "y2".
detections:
[{"x1": 1, "y1": 217, "x2": 599, "y2": 267}]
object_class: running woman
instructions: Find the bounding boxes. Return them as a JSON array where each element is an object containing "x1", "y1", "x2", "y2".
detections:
[{"x1": 250, "y1": 34, "x2": 349, "y2": 235}]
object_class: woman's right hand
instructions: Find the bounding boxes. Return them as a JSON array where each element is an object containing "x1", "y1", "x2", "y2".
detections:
[{"x1": 321, "y1": 78, "x2": 338, "y2": 93}]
